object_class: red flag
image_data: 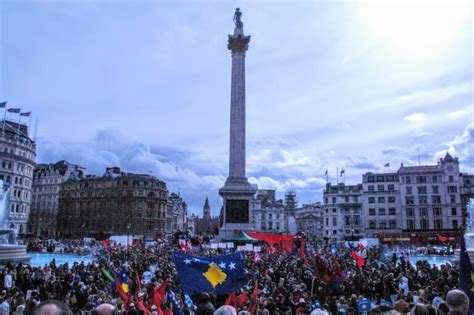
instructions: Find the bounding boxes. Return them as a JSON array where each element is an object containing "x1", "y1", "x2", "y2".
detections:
[
  {"x1": 357, "y1": 243, "x2": 364, "y2": 250},
  {"x1": 135, "y1": 272, "x2": 141, "y2": 291},
  {"x1": 102, "y1": 240, "x2": 111, "y2": 248},
  {"x1": 248, "y1": 281, "x2": 259, "y2": 314},
  {"x1": 438, "y1": 235, "x2": 448, "y2": 243},
  {"x1": 225, "y1": 292, "x2": 236, "y2": 306},
  {"x1": 298, "y1": 236, "x2": 305, "y2": 259},
  {"x1": 237, "y1": 291, "x2": 247, "y2": 308},
  {"x1": 135, "y1": 295, "x2": 151, "y2": 315},
  {"x1": 152, "y1": 281, "x2": 167, "y2": 308},
  {"x1": 352, "y1": 250, "x2": 365, "y2": 268}
]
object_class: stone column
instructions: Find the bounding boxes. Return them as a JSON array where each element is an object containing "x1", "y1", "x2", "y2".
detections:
[{"x1": 227, "y1": 25, "x2": 250, "y2": 181}]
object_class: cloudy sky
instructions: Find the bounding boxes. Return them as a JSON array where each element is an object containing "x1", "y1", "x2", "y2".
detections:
[{"x1": 1, "y1": 0, "x2": 472, "y2": 215}]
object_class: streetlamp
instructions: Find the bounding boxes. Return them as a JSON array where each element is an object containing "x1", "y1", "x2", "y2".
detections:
[{"x1": 127, "y1": 223, "x2": 131, "y2": 246}]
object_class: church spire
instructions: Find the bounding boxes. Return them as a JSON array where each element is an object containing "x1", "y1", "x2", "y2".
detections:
[{"x1": 203, "y1": 197, "x2": 211, "y2": 220}]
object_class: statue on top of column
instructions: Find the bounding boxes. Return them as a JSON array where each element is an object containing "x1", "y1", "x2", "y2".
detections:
[{"x1": 233, "y1": 8, "x2": 243, "y2": 28}]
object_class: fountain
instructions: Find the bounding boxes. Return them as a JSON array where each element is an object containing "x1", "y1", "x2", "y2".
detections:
[{"x1": 0, "y1": 181, "x2": 29, "y2": 264}]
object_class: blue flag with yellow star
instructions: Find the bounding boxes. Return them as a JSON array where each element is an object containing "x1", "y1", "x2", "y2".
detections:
[{"x1": 172, "y1": 252, "x2": 247, "y2": 295}]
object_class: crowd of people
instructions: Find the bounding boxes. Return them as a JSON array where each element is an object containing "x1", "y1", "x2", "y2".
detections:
[{"x1": 0, "y1": 238, "x2": 470, "y2": 315}]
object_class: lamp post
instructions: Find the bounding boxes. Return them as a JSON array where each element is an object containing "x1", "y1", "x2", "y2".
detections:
[{"x1": 127, "y1": 223, "x2": 131, "y2": 246}]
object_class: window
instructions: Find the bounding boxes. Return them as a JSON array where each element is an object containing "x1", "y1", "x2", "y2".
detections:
[
  {"x1": 449, "y1": 175, "x2": 454, "y2": 182},
  {"x1": 332, "y1": 197, "x2": 336, "y2": 203},
  {"x1": 419, "y1": 196, "x2": 428, "y2": 204},
  {"x1": 377, "y1": 175, "x2": 384, "y2": 182},
  {"x1": 406, "y1": 176, "x2": 412, "y2": 184},
  {"x1": 434, "y1": 219, "x2": 443, "y2": 229},
  {"x1": 432, "y1": 186, "x2": 439, "y2": 193},
  {"x1": 432, "y1": 175, "x2": 438, "y2": 183},
  {"x1": 406, "y1": 187, "x2": 412, "y2": 195},
  {"x1": 452, "y1": 220, "x2": 458, "y2": 229},
  {"x1": 416, "y1": 176, "x2": 427, "y2": 183},
  {"x1": 369, "y1": 208, "x2": 376, "y2": 216},
  {"x1": 389, "y1": 220, "x2": 397, "y2": 229},
  {"x1": 368, "y1": 176, "x2": 375, "y2": 182},
  {"x1": 325, "y1": 218, "x2": 329, "y2": 226},
  {"x1": 417, "y1": 186, "x2": 427, "y2": 194},
  {"x1": 420, "y1": 219, "x2": 428, "y2": 229},
  {"x1": 407, "y1": 208, "x2": 414, "y2": 217},
  {"x1": 388, "y1": 196, "x2": 396, "y2": 203},
  {"x1": 405, "y1": 196, "x2": 414, "y2": 204},
  {"x1": 344, "y1": 196, "x2": 349, "y2": 203},
  {"x1": 377, "y1": 185, "x2": 384, "y2": 191},
  {"x1": 325, "y1": 198, "x2": 328, "y2": 204},
  {"x1": 387, "y1": 175, "x2": 394, "y2": 181},
  {"x1": 432, "y1": 195, "x2": 441, "y2": 204},
  {"x1": 332, "y1": 208, "x2": 337, "y2": 213},
  {"x1": 269, "y1": 214, "x2": 272, "y2": 219},
  {"x1": 433, "y1": 207, "x2": 441, "y2": 217},
  {"x1": 379, "y1": 208, "x2": 386, "y2": 215},
  {"x1": 388, "y1": 184, "x2": 395, "y2": 191},
  {"x1": 451, "y1": 208, "x2": 457, "y2": 216},
  {"x1": 378, "y1": 197, "x2": 385, "y2": 203},
  {"x1": 369, "y1": 221, "x2": 376, "y2": 229},
  {"x1": 450, "y1": 195, "x2": 456, "y2": 203},
  {"x1": 332, "y1": 217, "x2": 337, "y2": 226},
  {"x1": 420, "y1": 207, "x2": 428, "y2": 217},
  {"x1": 276, "y1": 214, "x2": 280, "y2": 219},
  {"x1": 379, "y1": 221, "x2": 387, "y2": 229},
  {"x1": 389, "y1": 208, "x2": 396, "y2": 215},
  {"x1": 368, "y1": 197, "x2": 375, "y2": 204},
  {"x1": 368, "y1": 185, "x2": 374, "y2": 192},
  {"x1": 448, "y1": 186, "x2": 457, "y2": 193}
]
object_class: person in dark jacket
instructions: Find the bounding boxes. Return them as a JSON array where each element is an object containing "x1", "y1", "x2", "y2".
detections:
[{"x1": 196, "y1": 293, "x2": 215, "y2": 315}]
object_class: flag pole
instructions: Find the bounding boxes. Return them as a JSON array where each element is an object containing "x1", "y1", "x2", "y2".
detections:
[
  {"x1": 28, "y1": 113, "x2": 32, "y2": 138},
  {"x1": 16, "y1": 108, "x2": 22, "y2": 139},
  {"x1": 1, "y1": 103, "x2": 6, "y2": 133}
]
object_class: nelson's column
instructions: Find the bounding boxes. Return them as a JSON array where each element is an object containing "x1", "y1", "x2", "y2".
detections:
[{"x1": 219, "y1": 8, "x2": 257, "y2": 237}]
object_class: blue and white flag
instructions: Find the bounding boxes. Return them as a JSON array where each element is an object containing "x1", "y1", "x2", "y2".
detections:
[{"x1": 172, "y1": 252, "x2": 247, "y2": 295}]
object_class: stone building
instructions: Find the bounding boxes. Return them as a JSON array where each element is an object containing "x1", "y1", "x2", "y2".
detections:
[
  {"x1": 0, "y1": 120, "x2": 36, "y2": 235},
  {"x1": 29, "y1": 161, "x2": 85, "y2": 238},
  {"x1": 362, "y1": 172, "x2": 401, "y2": 238},
  {"x1": 323, "y1": 183, "x2": 363, "y2": 241},
  {"x1": 295, "y1": 202, "x2": 323, "y2": 241},
  {"x1": 251, "y1": 189, "x2": 288, "y2": 233},
  {"x1": 165, "y1": 192, "x2": 188, "y2": 237},
  {"x1": 57, "y1": 167, "x2": 168, "y2": 239},
  {"x1": 396, "y1": 153, "x2": 463, "y2": 241}
]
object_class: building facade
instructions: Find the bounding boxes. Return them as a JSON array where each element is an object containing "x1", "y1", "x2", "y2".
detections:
[
  {"x1": 362, "y1": 172, "x2": 401, "y2": 238},
  {"x1": 396, "y1": 153, "x2": 463, "y2": 241},
  {"x1": 0, "y1": 121, "x2": 36, "y2": 235},
  {"x1": 295, "y1": 202, "x2": 323, "y2": 241},
  {"x1": 165, "y1": 192, "x2": 188, "y2": 237},
  {"x1": 57, "y1": 167, "x2": 168, "y2": 238},
  {"x1": 251, "y1": 189, "x2": 288, "y2": 233},
  {"x1": 29, "y1": 161, "x2": 86, "y2": 238},
  {"x1": 323, "y1": 183, "x2": 363, "y2": 241}
]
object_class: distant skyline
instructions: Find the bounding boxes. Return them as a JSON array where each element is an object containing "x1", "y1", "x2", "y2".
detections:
[{"x1": 1, "y1": 1, "x2": 472, "y2": 215}]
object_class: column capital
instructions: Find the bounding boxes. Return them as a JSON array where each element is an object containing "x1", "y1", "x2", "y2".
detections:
[{"x1": 228, "y1": 34, "x2": 251, "y2": 55}]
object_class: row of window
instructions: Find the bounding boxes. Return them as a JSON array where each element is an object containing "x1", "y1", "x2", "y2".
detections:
[
  {"x1": 367, "y1": 184, "x2": 395, "y2": 191},
  {"x1": 403, "y1": 174, "x2": 454, "y2": 184},
  {"x1": 0, "y1": 174, "x2": 31, "y2": 187},
  {"x1": 406, "y1": 219, "x2": 456, "y2": 229},
  {"x1": 405, "y1": 194, "x2": 457, "y2": 204},
  {"x1": 0, "y1": 146, "x2": 35, "y2": 161},
  {"x1": 366, "y1": 175, "x2": 397, "y2": 182},
  {"x1": 406, "y1": 207, "x2": 458, "y2": 217},
  {"x1": 368, "y1": 220, "x2": 397, "y2": 229},
  {"x1": 368, "y1": 208, "x2": 397, "y2": 216},
  {"x1": 324, "y1": 196, "x2": 359, "y2": 204},
  {"x1": 368, "y1": 196, "x2": 396, "y2": 204}
]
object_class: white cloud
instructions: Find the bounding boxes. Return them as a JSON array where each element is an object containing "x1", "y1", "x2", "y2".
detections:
[{"x1": 403, "y1": 113, "x2": 427, "y2": 124}]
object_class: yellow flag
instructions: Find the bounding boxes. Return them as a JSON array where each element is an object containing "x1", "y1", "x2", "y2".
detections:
[{"x1": 203, "y1": 263, "x2": 227, "y2": 288}]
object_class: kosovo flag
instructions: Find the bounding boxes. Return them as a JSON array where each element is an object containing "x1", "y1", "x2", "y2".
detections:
[{"x1": 172, "y1": 252, "x2": 247, "y2": 295}]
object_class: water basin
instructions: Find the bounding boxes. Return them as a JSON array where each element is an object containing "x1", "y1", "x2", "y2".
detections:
[{"x1": 27, "y1": 252, "x2": 95, "y2": 267}]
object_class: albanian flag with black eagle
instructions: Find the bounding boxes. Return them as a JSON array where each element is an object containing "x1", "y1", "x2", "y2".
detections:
[{"x1": 172, "y1": 252, "x2": 247, "y2": 295}]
